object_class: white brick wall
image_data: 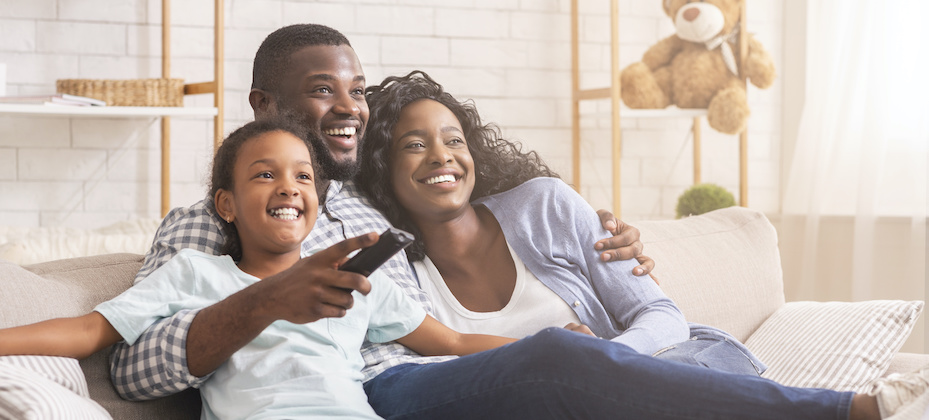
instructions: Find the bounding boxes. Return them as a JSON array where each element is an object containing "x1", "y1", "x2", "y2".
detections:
[{"x1": 0, "y1": 0, "x2": 783, "y2": 228}]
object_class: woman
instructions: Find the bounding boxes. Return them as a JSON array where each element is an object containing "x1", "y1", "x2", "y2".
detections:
[
  {"x1": 356, "y1": 70, "x2": 929, "y2": 419},
  {"x1": 359, "y1": 71, "x2": 761, "y2": 373}
]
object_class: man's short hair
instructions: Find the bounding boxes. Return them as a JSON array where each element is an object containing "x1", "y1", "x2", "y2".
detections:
[{"x1": 251, "y1": 24, "x2": 351, "y2": 93}]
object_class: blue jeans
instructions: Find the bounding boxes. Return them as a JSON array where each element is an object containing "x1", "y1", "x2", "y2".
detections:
[
  {"x1": 364, "y1": 328, "x2": 853, "y2": 419},
  {"x1": 653, "y1": 334, "x2": 764, "y2": 377}
]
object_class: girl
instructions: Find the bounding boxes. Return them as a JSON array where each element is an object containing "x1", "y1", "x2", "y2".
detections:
[
  {"x1": 355, "y1": 71, "x2": 928, "y2": 420},
  {"x1": 0, "y1": 118, "x2": 527, "y2": 420}
]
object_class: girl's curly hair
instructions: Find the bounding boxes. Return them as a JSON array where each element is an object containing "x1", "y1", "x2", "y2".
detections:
[{"x1": 357, "y1": 70, "x2": 559, "y2": 261}]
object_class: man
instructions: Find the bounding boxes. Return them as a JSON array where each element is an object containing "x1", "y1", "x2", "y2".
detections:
[{"x1": 110, "y1": 25, "x2": 776, "y2": 419}]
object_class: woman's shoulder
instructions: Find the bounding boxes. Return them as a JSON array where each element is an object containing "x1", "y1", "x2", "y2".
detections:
[
  {"x1": 479, "y1": 177, "x2": 574, "y2": 204},
  {"x1": 513, "y1": 176, "x2": 570, "y2": 192},
  {"x1": 477, "y1": 177, "x2": 591, "y2": 229}
]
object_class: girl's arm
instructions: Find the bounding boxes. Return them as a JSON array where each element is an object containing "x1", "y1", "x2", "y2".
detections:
[
  {"x1": 0, "y1": 312, "x2": 122, "y2": 359},
  {"x1": 395, "y1": 315, "x2": 516, "y2": 357}
]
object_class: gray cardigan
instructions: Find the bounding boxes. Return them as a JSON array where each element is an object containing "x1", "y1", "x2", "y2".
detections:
[{"x1": 474, "y1": 177, "x2": 765, "y2": 371}]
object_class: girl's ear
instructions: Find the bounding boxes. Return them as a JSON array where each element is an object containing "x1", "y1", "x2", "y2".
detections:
[{"x1": 214, "y1": 189, "x2": 235, "y2": 223}]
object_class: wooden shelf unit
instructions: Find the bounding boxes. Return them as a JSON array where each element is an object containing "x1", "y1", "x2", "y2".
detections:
[
  {"x1": 570, "y1": 0, "x2": 749, "y2": 218},
  {"x1": 0, "y1": 104, "x2": 217, "y2": 118},
  {"x1": 0, "y1": 1, "x2": 224, "y2": 217},
  {"x1": 162, "y1": 0, "x2": 225, "y2": 216}
]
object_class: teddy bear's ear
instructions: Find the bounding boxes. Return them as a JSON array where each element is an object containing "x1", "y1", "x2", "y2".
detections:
[
  {"x1": 663, "y1": 0, "x2": 673, "y2": 15},
  {"x1": 663, "y1": 0, "x2": 685, "y2": 17}
]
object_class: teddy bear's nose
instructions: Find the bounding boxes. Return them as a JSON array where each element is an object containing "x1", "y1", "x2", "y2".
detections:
[{"x1": 683, "y1": 7, "x2": 700, "y2": 22}]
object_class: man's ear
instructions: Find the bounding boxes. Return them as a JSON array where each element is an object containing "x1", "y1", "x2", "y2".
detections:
[
  {"x1": 249, "y1": 89, "x2": 276, "y2": 119},
  {"x1": 214, "y1": 188, "x2": 236, "y2": 224}
]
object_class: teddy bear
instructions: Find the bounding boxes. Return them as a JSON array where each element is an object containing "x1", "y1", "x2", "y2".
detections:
[{"x1": 620, "y1": 0, "x2": 775, "y2": 134}]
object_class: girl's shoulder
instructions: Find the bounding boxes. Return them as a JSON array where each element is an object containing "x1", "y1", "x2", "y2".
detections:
[
  {"x1": 170, "y1": 248, "x2": 235, "y2": 272},
  {"x1": 175, "y1": 247, "x2": 223, "y2": 260}
]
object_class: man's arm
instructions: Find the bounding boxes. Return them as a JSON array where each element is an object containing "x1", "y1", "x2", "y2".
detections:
[
  {"x1": 110, "y1": 201, "x2": 226, "y2": 400},
  {"x1": 184, "y1": 234, "x2": 377, "y2": 376},
  {"x1": 109, "y1": 311, "x2": 203, "y2": 400}
]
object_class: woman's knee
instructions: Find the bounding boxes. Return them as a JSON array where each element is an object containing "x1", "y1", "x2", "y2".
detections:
[{"x1": 515, "y1": 328, "x2": 636, "y2": 374}]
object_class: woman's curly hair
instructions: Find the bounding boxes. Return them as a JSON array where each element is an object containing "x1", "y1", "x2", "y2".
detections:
[{"x1": 357, "y1": 70, "x2": 559, "y2": 261}]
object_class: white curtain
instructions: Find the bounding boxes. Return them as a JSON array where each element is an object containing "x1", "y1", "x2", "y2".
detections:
[{"x1": 782, "y1": 0, "x2": 928, "y2": 307}]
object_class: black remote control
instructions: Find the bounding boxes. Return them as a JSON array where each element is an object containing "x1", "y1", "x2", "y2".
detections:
[{"x1": 339, "y1": 228, "x2": 414, "y2": 277}]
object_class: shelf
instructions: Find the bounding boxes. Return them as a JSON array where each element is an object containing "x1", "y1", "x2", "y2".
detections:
[
  {"x1": 2, "y1": 0, "x2": 224, "y2": 217},
  {"x1": 578, "y1": 87, "x2": 708, "y2": 118},
  {"x1": 571, "y1": 0, "x2": 749, "y2": 217},
  {"x1": 0, "y1": 104, "x2": 218, "y2": 118}
]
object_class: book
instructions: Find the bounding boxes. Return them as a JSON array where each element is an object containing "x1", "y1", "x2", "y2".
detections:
[{"x1": 0, "y1": 93, "x2": 107, "y2": 107}]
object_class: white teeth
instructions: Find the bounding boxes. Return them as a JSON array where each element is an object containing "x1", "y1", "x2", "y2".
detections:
[
  {"x1": 424, "y1": 174, "x2": 456, "y2": 185},
  {"x1": 269, "y1": 207, "x2": 299, "y2": 220},
  {"x1": 324, "y1": 127, "x2": 356, "y2": 136}
]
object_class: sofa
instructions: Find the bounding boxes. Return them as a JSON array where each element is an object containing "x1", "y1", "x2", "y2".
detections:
[{"x1": 0, "y1": 206, "x2": 925, "y2": 419}]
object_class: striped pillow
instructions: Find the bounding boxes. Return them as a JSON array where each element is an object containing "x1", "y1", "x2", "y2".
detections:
[
  {"x1": 0, "y1": 355, "x2": 112, "y2": 419},
  {"x1": 745, "y1": 300, "x2": 924, "y2": 392}
]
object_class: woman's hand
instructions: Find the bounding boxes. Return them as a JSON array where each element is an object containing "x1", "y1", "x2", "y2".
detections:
[
  {"x1": 594, "y1": 209, "x2": 658, "y2": 283},
  {"x1": 564, "y1": 323, "x2": 596, "y2": 337}
]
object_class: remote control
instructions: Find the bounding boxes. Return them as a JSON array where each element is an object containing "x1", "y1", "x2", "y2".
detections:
[{"x1": 339, "y1": 228, "x2": 414, "y2": 277}]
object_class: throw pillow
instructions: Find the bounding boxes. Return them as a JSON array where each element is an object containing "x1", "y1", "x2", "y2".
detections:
[
  {"x1": 0, "y1": 355, "x2": 112, "y2": 419},
  {"x1": 745, "y1": 300, "x2": 924, "y2": 392}
]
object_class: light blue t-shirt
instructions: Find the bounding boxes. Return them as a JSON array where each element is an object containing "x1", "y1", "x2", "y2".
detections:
[{"x1": 95, "y1": 248, "x2": 426, "y2": 420}]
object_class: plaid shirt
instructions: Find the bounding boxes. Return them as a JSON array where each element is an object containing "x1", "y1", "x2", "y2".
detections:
[{"x1": 110, "y1": 180, "x2": 453, "y2": 401}]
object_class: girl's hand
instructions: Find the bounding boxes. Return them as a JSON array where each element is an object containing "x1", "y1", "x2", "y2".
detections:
[{"x1": 564, "y1": 323, "x2": 596, "y2": 337}]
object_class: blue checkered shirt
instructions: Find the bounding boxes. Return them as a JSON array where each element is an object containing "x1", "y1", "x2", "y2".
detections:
[{"x1": 109, "y1": 180, "x2": 454, "y2": 401}]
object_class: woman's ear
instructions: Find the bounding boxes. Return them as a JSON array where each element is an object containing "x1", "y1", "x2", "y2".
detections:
[{"x1": 214, "y1": 189, "x2": 235, "y2": 224}]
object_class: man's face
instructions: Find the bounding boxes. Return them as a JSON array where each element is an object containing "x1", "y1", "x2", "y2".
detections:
[{"x1": 273, "y1": 44, "x2": 368, "y2": 181}]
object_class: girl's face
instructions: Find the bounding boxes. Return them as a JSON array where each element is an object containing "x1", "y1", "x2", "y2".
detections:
[
  {"x1": 216, "y1": 130, "x2": 318, "y2": 257},
  {"x1": 389, "y1": 99, "x2": 475, "y2": 222}
]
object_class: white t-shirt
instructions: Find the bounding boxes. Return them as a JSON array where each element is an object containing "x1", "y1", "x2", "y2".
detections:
[
  {"x1": 96, "y1": 248, "x2": 426, "y2": 420},
  {"x1": 414, "y1": 241, "x2": 581, "y2": 339}
]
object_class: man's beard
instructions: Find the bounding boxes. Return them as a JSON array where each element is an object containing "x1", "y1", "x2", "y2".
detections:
[{"x1": 308, "y1": 130, "x2": 361, "y2": 181}]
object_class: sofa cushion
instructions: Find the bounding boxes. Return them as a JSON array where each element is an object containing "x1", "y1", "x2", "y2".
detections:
[
  {"x1": 0, "y1": 355, "x2": 111, "y2": 419},
  {"x1": 1, "y1": 254, "x2": 200, "y2": 420},
  {"x1": 637, "y1": 207, "x2": 785, "y2": 343},
  {"x1": 0, "y1": 219, "x2": 160, "y2": 265},
  {"x1": 0, "y1": 254, "x2": 139, "y2": 327},
  {"x1": 745, "y1": 300, "x2": 924, "y2": 392}
]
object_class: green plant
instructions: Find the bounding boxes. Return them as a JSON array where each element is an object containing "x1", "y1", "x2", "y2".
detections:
[{"x1": 675, "y1": 183, "x2": 736, "y2": 219}]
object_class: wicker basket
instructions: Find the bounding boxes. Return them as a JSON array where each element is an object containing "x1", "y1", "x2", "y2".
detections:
[{"x1": 56, "y1": 78, "x2": 184, "y2": 107}]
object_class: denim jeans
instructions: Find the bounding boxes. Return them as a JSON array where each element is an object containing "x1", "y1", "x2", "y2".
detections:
[
  {"x1": 653, "y1": 333, "x2": 764, "y2": 377},
  {"x1": 364, "y1": 328, "x2": 853, "y2": 420}
]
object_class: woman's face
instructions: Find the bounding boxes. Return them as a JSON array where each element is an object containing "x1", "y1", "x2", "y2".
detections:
[{"x1": 389, "y1": 99, "x2": 475, "y2": 222}]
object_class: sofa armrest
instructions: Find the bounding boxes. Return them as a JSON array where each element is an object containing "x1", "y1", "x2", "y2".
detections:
[
  {"x1": 1, "y1": 254, "x2": 200, "y2": 420},
  {"x1": 884, "y1": 352, "x2": 929, "y2": 376},
  {"x1": 636, "y1": 207, "x2": 786, "y2": 343}
]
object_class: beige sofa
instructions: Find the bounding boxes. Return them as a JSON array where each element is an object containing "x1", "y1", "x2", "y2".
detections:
[{"x1": 0, "y1": 206, "x2": 925, "y2": 419}]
